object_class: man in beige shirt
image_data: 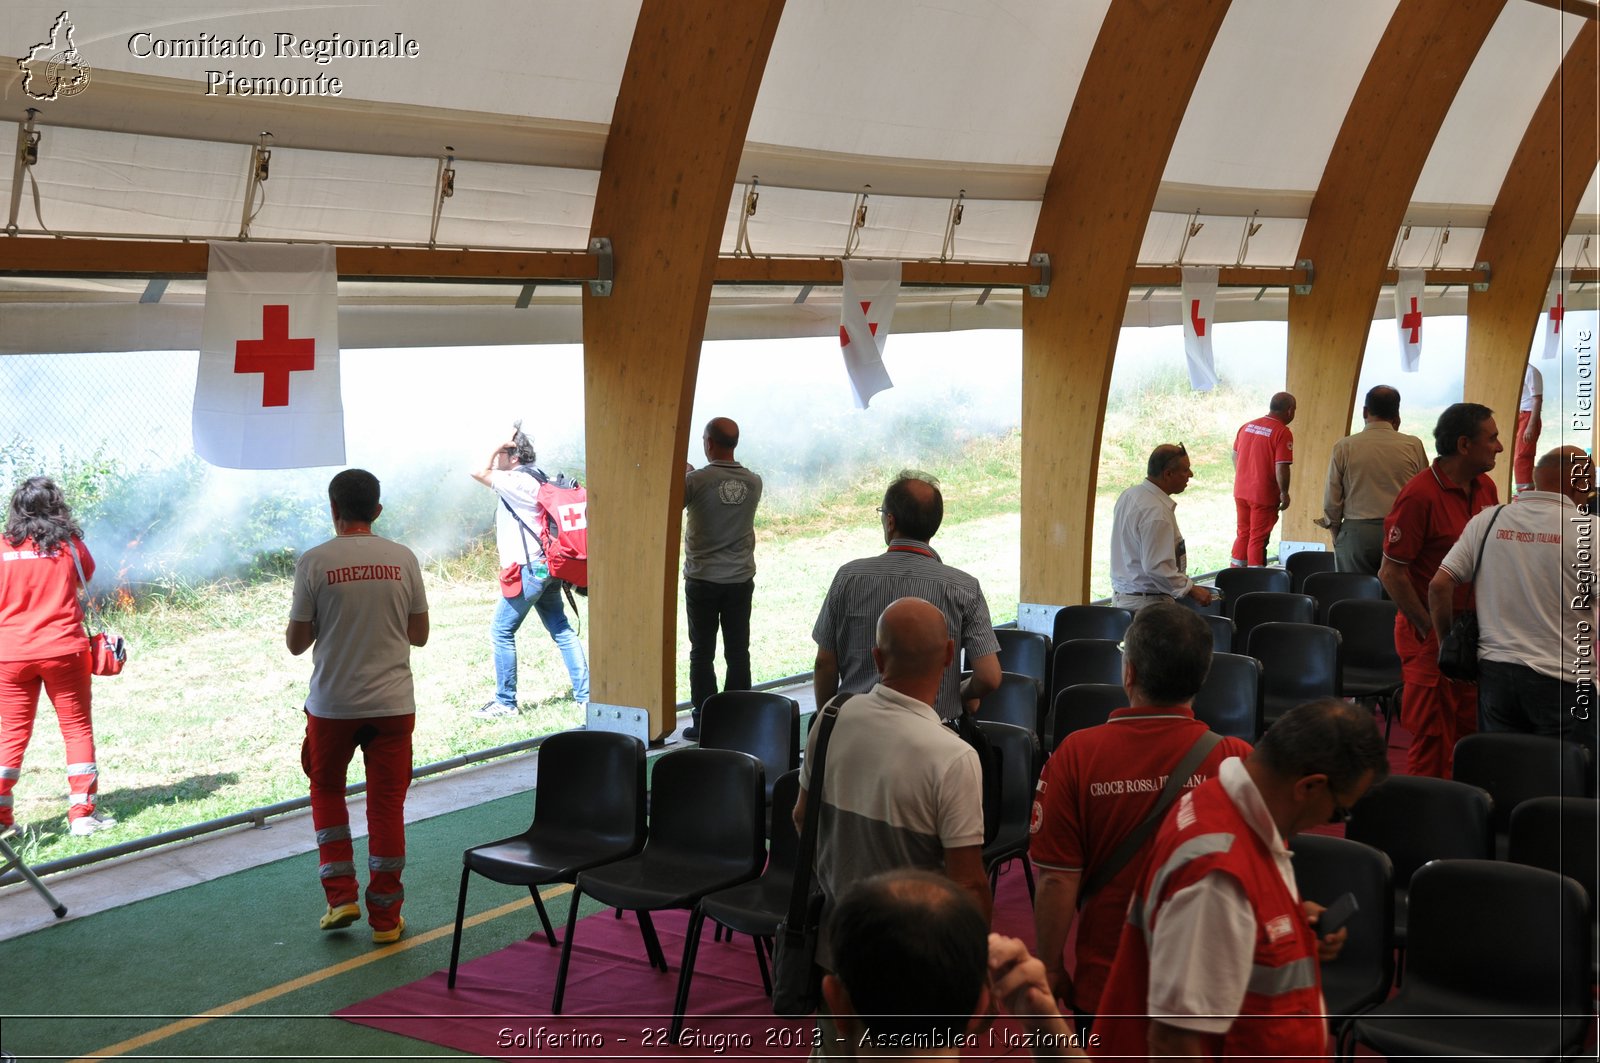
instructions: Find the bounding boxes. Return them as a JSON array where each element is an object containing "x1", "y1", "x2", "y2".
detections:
[{"x1": 1318, "y1": 385, "x2": 1429, "y2": 574}]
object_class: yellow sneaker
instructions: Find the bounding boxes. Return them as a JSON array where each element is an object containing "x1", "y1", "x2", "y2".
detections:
[
  {"x1": 319, "y1": 903, "x2": 361, "y2": 931},
  {"x1": 372, "y1": 916, "x2": 406, "y2": 945}
]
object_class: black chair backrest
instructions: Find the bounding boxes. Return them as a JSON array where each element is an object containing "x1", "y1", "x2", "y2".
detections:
[
  {"x1": 699, "y1": 690, "x2": 800, "y2": 804},
  {"x1": 994, "y1": 628, "x2": 1051, "y2": 687},
  {"x1": 1204, "y1": 613, "x2": 1235, "y2": 654},
  {"x1": 1302, "y1": 571, "x2": 1384, "y2": 625},
  {"x1": 1050, "y1": 683, "x2": 1125, "y2": 752},
  {"x1": 766, "y1": 769, "x2": 804, "y2": 877},
  {"x1": 1508, "y1": 795, "x2": 1599, "y2": 914},
  {"x1": 1215, "y1": 567, "x2": 1291, "y2": 618},
  {"x1": 976, "y1": 721, "x2": 1039, "y2": 848},
  {"x1": 1326, "y1": 598, "x2": 1400, "y2": 672},
  {"x1": 1453, "y1": 732, "x2": 1591, "y2": 838},
  {"x1": 1406, "y1": 859, "x2": 1590, "y2": 1014},
  {"x1": 1051, "y1": 638, "x2": 1123, "y2": 694},
  {"x1": 1287, "y1": 834, "x2": 1394, "y2": 1015},
  {"x1": 1246, "y1": 622, "x2": 1341, "y2": 733},
  {"x1": 975, "y1": 671, "x2": 1041, "y2": 735},
  {"x1": 647, "y1": 748, "x2": 766, "y2": 873},
  {"x1": 1190, "y1": 652, "x2": 1261, "y2": 742},
  {"x1": 1052, "y1": 604, "x2": 1133, "y2": 645},
  {"x1": 1285, "y1": 550, "x2": 1337, "y2": 593},
  {"x1": 1345, "y1": 775, "x2": 1494, "y2": 887},
  {"x1": 533, "y1": 729, "x2": 647, "y2": 851},
  {"x1": 1232, "y1": 591, "x2": 1316, "y2": 650}
]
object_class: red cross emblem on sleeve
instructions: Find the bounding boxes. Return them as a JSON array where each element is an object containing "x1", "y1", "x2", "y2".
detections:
[{"x1": 235, "y1": 304, "x2": 315, "y2": 407}]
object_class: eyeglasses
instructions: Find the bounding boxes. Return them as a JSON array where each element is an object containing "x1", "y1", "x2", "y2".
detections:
[{"x1": 1176, "y1": 442, "x2": 1187, "y2": 456}]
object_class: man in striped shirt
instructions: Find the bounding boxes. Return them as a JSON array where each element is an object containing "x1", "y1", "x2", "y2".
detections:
[{"x1": 811, "y1": 471, "x2": 1000, "y2": 720}]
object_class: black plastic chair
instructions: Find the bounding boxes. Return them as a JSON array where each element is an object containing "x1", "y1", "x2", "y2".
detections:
[
  {"x1": 975, "y1": 670, "x2": 1042, "y2": 736},
  {"x1": 1508, "y1": 796, "x2": 1600, "y2": 980},
  {"x1": 1287, "y1": 834, "x2": 1394, "y2": 1030},
  {"x1": 1052, "y1": 604, "x2": 1133, "y2": 646},
  {"x1": 979, "y1": 721, "x2": 1038, "y2": 905},
  {"x1": 1049, "y1": 683, "x2": 1125, "y2": 752},
  {"x1": 994, "y1": 627, "x2": 1051, "y2": 688},
  {"x1": 1204, "y1": 613, "x2": 1235, "y2": 654},
  {"x1": 1341, "y1": 860, "x2": 1591, "y2": 1061},
  {"x1": 1327, "y1": 598, "x2": 1401, "y2": 743},
  {"x1": 1231, "y1": 591, "x2": 1315, "y2": 653},
  {"x1": 1302, "y1": 570, "x2": 1383, "y2": 625},
  {"x1": 671, "y1": 769, "x2": 803, "y2": 1041},
  {"x1": 1048, "y1": 638, "x2": 1123, "y2": 715},
  {"x1": 1214, "y1": 566, "x2": 1290, "y2": 618},
  {"x1": 1453, "y1": 732, "x2": 1591, "y2": 860},
  {"x1": 1285, "y1": 549, "x2": 1336, "y2": 593},
  {"x1": 1246, "y1": 622, "x2": 1340, "y2": 736},
  {"x1": 698, "y1": 690, "x2": 800, "y2": 808},
  {"x1": 552, "y1": 748, "x2": 765, "y2": 1012},
  {"x1": 448, "y1": 729, "x2": 646, "y2": 988},
  {"x1": 1344, "y1": 775, "x2": 1493, "y2": 952},
  {"x1": 1190, "y1": 652, "x2": 1261, "y2": 742}
]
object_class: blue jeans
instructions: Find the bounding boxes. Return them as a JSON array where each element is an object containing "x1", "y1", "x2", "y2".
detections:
[
  {"x1": 1477, "y1": 659, "x2": 1596, "y2": 756},
  {"x1": 491, "y1": 567, "x2": 589, "y2": 709}
]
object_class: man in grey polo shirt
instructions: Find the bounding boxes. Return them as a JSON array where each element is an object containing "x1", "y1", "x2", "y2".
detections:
[
  {"x1": 681, "y1": 416, "x2": 763, "y2": 741},
  {"x1": 812, "y1": 471, "x2": 1000, "y2": 720}
]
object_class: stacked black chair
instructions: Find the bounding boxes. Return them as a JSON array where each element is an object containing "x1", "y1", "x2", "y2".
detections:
[
  {"x1": 1049, "y1": 683, "x2": 1125, "y2": 752},
  {"x1": 975, "y1": 670, "x2": 1043, "y2": 735},
  {"x1": 1452, "y1": 732, "x2": 1591, "y2": 859},
  {"x1": 1284, "y1": 549, "x2": 1336, "y2": 593},
  {"x1": 1204, "y1": 613, "x2": 1235, "y2": 654},
  {"x1": 1326, "y1": 598, "x2": 1402, "y2": 743},
  {"x1": 1302, "y1": 570, "x2": 1383, "y2": 625},
  {"x1": 1287, "y1": 834, "x2": 1394, "y2": 1030},
  {"x1": 1214, "y1": 566, "x2": 1290, "y2": 619},
  {"x1": 552, "y1": 747, "x2": 766, "y2": 1012},
  {"x1": 994, "y1": 627, "x2": 1050, "y2": 688},
  {"x1": 1343, "y1": 775, "x2": 1493, "y2": 954},
  {"x1": 1508, "y1": 795, "x2": 1600, "y2": 980},
  {"x1": 698, "y1": 690, "x2": 800, "y2": 808},
  {"x1": 671, "y1": 769, "x2": 803, "y2": 1040},
  {"x1": 1340, "y1": 860, "x2": 1591, "y2": 1061},
  {"x1": 1048, "y1": 638, "x2": 1123, "y2": 716},
  {"x1": 448, "y1": 730, "x2": 647, "y2": 987},
  {"x1": 1051, "y1": 604, "x2": 1133, "y2": 645},
  {"x1": 1190, "y1": 652, "x2": 1261, "y2": 742},
  {"x1": 978, "y1": 720, "x2": 1038, "y2": 904},
  {"x1": 1245, "y1": 621, "x2": 1340, "y2": 735},
  {"x1": 1230, "y1": 591, "x2": 1315, "y2": 653}
]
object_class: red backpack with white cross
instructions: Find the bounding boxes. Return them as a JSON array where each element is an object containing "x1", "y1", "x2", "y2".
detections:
[{"x1": 530, "y1": 469, "x2": 589, "y2": 591}]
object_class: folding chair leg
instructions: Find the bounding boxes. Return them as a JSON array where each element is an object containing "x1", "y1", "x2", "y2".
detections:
[
  {"x1": 551, "y1": 886, "x2": 585, "y2": 1014},
  {"x1": 0, "y1": 835, "x2": 66, "y2": 919},
  {"x1": 753, "y1": 934, "x2": 772, "y2": 996},
  {"x1": 529, "y1": 885, "x2": 557, "y2": 946},
  {"x1": 670, "y1": 907, "x2": 708, "y2": 1044},
  {"x1": 637, "y1": 909, "x2": 668, "y2": 972},
  {"x1": 1022, "y1": 856, "x2": 1036, "y2": 905},
  {"x1": 447, "y1": 865, "x2": 471, "y2": 988}
]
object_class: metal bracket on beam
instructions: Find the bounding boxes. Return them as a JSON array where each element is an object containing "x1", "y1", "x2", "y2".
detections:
[
  {"x1": 1293, "y1": 258, "x2": 1314, "y2": 296},
  {"x1": 1016, "y1": 602, "x2": 1058, "y2": 637},
  {"x1": 514, "y1": 283, "x2": 536, "y2": 309},
  {"x1": 1472, "y1": 260, "x2": 1491, "y2": 292},
  {"x1": 139, "y1": 278, "x2": 169, "y2": 304},
  {"x1": 1028, "y1": 252, "x2": 1051, "y2": 298},
  {"x1": 587, "y1": 702, "x2": 649, "y2": 744},
  {"x1": 588, "y1": 236, "x2": 613, "y2": 297}
]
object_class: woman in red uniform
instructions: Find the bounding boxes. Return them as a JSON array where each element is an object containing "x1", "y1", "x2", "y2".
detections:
[{"x1": 0, "y1": 477, "x2": 114, "y2": 837}]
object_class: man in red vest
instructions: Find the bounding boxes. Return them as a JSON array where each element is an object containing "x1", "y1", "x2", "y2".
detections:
[
  {"x1": 1230, "y1": 392, "x2": 1296, "y2": 567},
  {"x1": 1093, "y1": 699, "x2": 1388, "y2": 1059}
]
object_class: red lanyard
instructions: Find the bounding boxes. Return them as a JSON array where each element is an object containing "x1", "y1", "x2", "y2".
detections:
[{"x1": 887, "y1": 544, "x2": 935, "y2": 558}]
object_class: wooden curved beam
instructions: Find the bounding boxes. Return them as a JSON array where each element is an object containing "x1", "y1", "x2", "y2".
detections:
[
  {"x1": 1282, "y1": 0, "x2": 1507, "y2": 545},
  {"x1": 1467, "y1": 20, "x2": 1599, "y2": 495},
  {"x1": 581, "y1": 0, "x2": 785, "y2": 739},
  {"x1": 1018, "y1": 0, "x2": 1232, "y2": 618}
]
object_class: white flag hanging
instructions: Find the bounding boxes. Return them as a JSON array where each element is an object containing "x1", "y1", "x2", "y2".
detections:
[
  {"x1": 195, "y1": 242, "x2": 345, "y2": 469},
  {"x1": 1542, "y1": 268, "x2": 1568, "y2": 361},
  {"x1": 1180, "y1": 267, "x2": 1218, "y2": 392},
  {"x1": 1393, "y1": 269, "x2": 1425, "y2": 373},
  {"x1": 839, "y1": 259, "x2": 899, "y2": 409}
]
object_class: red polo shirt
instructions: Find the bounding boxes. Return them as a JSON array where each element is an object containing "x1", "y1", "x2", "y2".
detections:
[
  {"x1": 1233, "y1": 415, "x2": 1293, "y2": 505},
  {"x1": 1382, "y1": 462, "x2": 1499, "y2": 602}
]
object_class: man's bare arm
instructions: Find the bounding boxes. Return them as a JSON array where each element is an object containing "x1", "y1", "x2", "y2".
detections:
[
  {"x1": 962, "y1": 652, "x2": 1001, "y2": 713},
  {"x1": 1378, "y1": 557, "x2": 1429, "y2": 638},
  {"x1": 1033, "y1": 868, "x2": 1083, "y2": 1006},
  {"x1": 285, "y1": 619, "x2": 314, "y2": 656},
  {"x1": 944, "y1": 844, "x2": 994, "y2": 923},
  {"x1": 813, "y1": 648, "x2": 840, "y2": 710},
  {"x1": 407, "y1": 610, "x2": 430, "y2": 648},
  {"x1": 1148, "y1": 1020, "x2": 1217, "y2": 1059}
]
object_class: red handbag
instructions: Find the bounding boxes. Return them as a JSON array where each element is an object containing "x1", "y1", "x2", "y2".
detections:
[{"x1": 68, "y1": 543, "x2": 128, "y2": 677}]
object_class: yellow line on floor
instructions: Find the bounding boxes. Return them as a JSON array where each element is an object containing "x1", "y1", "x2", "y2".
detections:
[{"x1": 67, "y1": 884, "x2": 571, "y2": 1063}]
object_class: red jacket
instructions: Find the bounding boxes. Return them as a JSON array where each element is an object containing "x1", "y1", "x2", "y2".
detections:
[{"x1": 0, "y1": 537, "x2": 93, "y2": 661}]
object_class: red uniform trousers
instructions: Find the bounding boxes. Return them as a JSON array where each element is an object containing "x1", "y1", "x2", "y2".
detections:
[
  {"x1": 0, "y1": 650, "x2": 98, "y2": 828},
  {"x1": 301, "y1": 711, "x2": 414, "y2": 930},
  {"x1": 1513, "y1": 410, "x2": 1540, "y2": 488},
  {"x1": 1394, "y1": 618, "x2": 1477, "y2": 779},
  {"x1": 1232, "y1": 498, "x2": 1280, "y2": 567}
]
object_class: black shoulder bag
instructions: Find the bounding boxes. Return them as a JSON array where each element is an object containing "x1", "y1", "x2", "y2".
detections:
[{"x1": 1437, "y1": 504, "x2": 1505, "y2": 682}]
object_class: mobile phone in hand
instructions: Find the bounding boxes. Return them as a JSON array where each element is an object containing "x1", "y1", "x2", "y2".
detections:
[{"x1": 1315, "y1": 892, "x2": 1358, "y2": 938}]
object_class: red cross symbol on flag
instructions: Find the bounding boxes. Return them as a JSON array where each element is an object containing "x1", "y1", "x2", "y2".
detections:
[
  {"x1": 1190, "y1": 299, "x2": 1207, "y2": 338},
  {"x1": 1401, "y1": 297, "x2": 1422, "y2": 344},
  {"x1": 1549, "y1": 293, "x2": 1564, "y2": 335},
  {"x1": 840, "y1": 301, "x2": 882, "y2": 347},
  {"x1": 235, "y1": 304, "x2": 315, "y2": 407}
]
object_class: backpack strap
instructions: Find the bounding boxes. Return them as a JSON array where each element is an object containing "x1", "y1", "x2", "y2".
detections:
[{"x1": 789, "y1": 693, "x2": 854, "y2": 926}]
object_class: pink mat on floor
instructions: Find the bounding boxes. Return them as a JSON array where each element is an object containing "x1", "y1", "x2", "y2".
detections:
[{"x1": 339, "y1": 864, "x2": 1043, "y2": 1061}]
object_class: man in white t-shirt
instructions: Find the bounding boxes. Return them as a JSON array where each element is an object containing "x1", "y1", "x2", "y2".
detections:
[
  {"x1": 1514, "y1": 364, "x2": 1544, "y2": 494},
  {"x1": 287, "y1": 469, "x2": 429, "y2": 944},
  {"x1": 1429, "y1": 445, "x2": 1597, "y2": 753}
]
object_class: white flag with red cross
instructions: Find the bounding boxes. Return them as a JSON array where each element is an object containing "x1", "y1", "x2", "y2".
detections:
[
  {"x1": 1393, "y1": 269, "x2": 1425, "y2": 373},
  {"x1": 194, "y1": 242, "x2": 345, "y2": 469},
  {"x1": 1180, "y1": 266, "x2": 1218, "y2": 392},
  {"x1": 1542, "y1": 268, "x2": 1568, "y2": 361},
  {"x1": 839, "y1": 258, "x2": 899, "y2": 409}
]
